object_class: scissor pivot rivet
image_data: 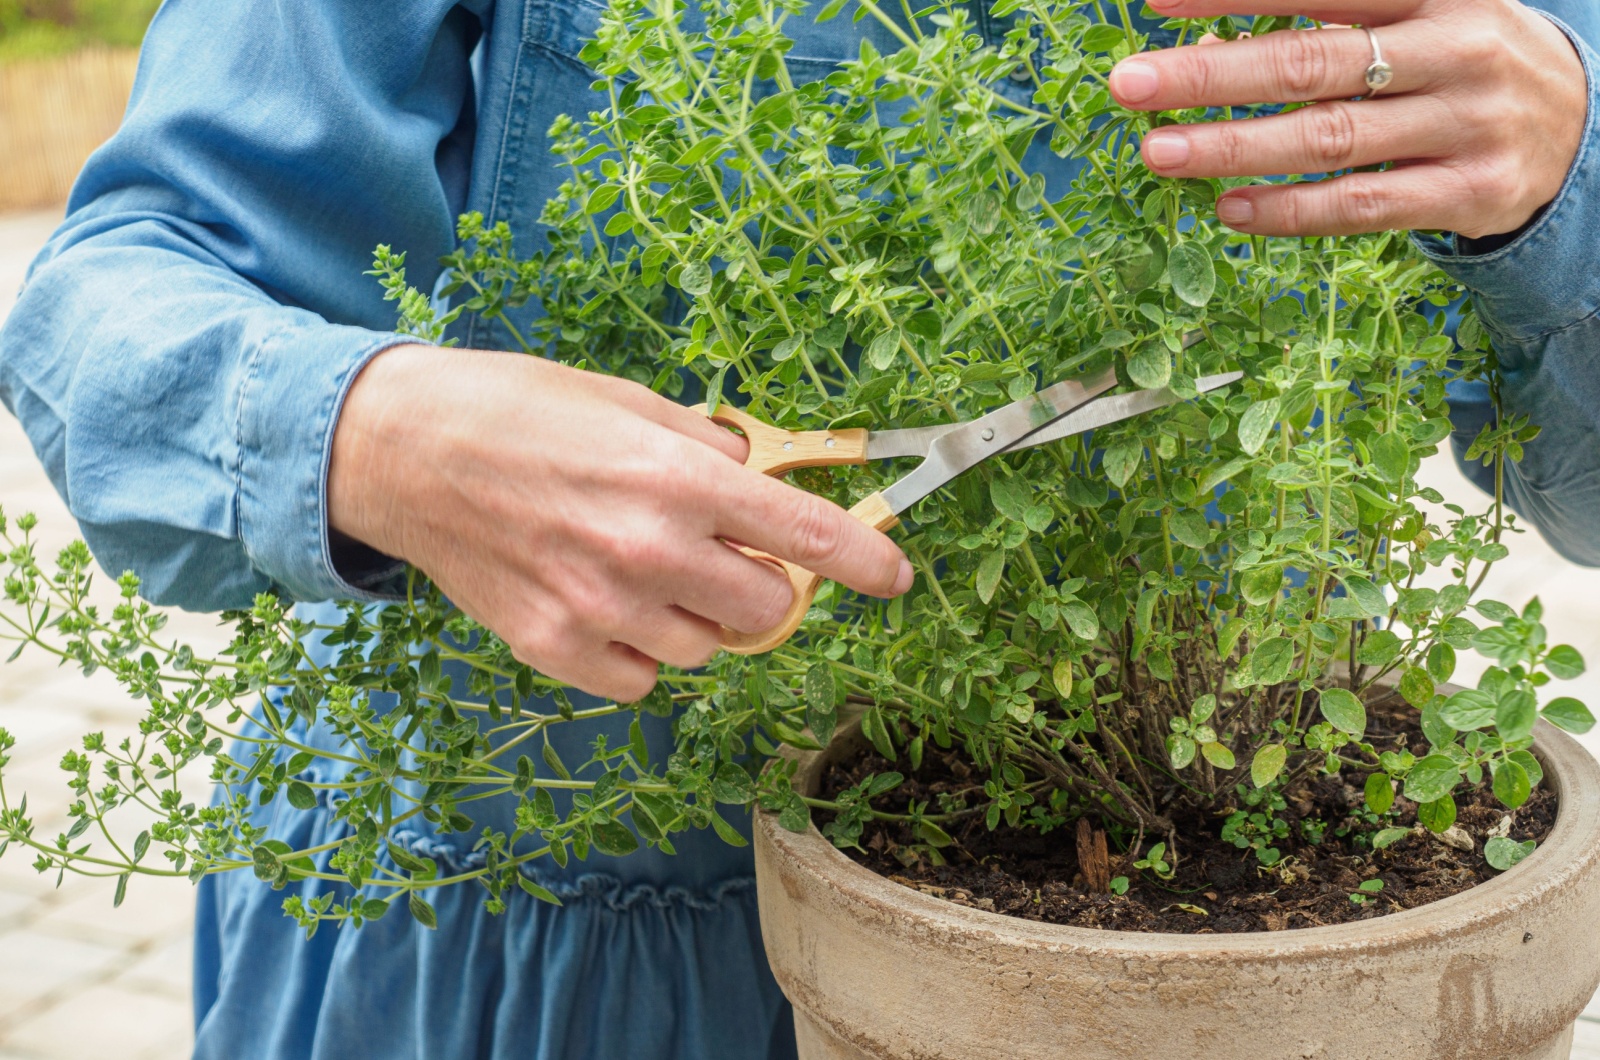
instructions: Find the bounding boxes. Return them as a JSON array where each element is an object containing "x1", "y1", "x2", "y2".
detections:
[
  {"x1": 981, "y1": 428, "x2": 994, "y2": 442},
  {"x1": 783, "y1": 441, "x2": 793, "y2": 450}
]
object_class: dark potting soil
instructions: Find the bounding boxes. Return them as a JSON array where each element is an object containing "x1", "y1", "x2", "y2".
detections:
[{"x1": 817, "y1": 696, "x2": 1557, "y2": 934}]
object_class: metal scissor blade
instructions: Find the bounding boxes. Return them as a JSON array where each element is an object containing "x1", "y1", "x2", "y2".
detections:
[
  {"x1": 877, "y1": 367, "x2": 1118, "y2": 515},
  {"x1": 865, "y1": 367, "x2": 1119, "y2": 462},
  {"x1": 1001, "y1": 370, "x2": 1244, "y2": 453}
]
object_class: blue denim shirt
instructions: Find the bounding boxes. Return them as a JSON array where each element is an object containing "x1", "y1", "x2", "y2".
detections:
[{"x1": 1, "y1": 2, "x2": 1598, "y2": 1059}]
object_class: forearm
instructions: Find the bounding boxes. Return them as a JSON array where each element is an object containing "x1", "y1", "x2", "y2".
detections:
[{"x1": 0, "y1": 0, "x2": 479, "y2": 610}]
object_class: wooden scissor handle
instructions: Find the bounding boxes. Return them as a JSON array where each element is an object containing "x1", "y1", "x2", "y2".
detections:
[
  {"x1": 695, "y1": 402, "x2": 898, "y2": 653},
  {"x1": 719, "y1": 493, "x2": 901, "y2": 655},
  {"x1": 696, "y1": 403, "x2": 870, "y2": 477}
]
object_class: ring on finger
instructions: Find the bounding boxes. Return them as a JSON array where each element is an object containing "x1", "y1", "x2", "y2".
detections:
[{"x1": 1361, "y1": 26, "x2": 1394, "y2": 100}]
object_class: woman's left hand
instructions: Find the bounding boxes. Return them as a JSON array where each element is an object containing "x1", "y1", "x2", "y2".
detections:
[{"x1": 1109, "y1": 0, "x2": 1588, "y2": 238}]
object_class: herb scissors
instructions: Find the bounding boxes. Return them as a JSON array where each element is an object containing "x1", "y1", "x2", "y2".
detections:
[{"x1": 702, "y1": 367, "x2": 1243, "y2": 654}]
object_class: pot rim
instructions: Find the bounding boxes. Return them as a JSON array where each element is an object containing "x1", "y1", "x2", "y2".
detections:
[{"x1": 761, "y1": 716, "x2": 1600, "y2": 957}]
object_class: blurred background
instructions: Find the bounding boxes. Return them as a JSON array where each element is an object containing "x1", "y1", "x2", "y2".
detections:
[
  {"x1": 3, "y1": 2, "x2": 1600, "y2": 1057},
  {"x1": 1, "y1": 7, "x2": 221, "y2": 1059},
  {"x1": 1, "y1": 0, "x2": 156, "y2": 211}
]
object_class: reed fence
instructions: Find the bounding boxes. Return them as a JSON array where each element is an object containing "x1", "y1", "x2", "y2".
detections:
[{"x1": 0, "y1": 48, "x2": 138, "y2": 211}]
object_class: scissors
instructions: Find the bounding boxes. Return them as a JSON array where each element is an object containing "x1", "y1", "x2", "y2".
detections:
[{"x1": 701, "y1": 366, "x2": 1243, "y2": 654}]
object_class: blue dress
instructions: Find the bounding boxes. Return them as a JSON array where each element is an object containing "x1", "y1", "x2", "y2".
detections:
[{"x1": 3, "y1": 0, "x2": 1600, "y2": 1055}]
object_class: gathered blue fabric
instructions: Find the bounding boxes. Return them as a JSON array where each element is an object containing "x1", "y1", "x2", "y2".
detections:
[{"x1": 2, "y1": 0, "x2": 1599, "y2": 1056}]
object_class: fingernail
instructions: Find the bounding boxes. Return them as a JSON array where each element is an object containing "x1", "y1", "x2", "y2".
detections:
[
  {"x1": 892, "y1": 558, "x2": 914, "y2": 596},
  {"x1": 1110, "y1": 59, "x2": 1160, "y2": 104},
  {"x1": 1143, "y1": 132, "x2": 1189, "y2": 170},
  {"x1": 1217, "y1": 195, "x2": 1255, "y2": 227}
]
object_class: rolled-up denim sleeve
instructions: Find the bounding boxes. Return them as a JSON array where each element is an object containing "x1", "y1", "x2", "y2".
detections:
[
  {"x1": 0, "y1": 0, "x2": 482, "y2": 609},
  {"x1": 1415, "y1": 5, "x2": 1600, "y2": 567}
]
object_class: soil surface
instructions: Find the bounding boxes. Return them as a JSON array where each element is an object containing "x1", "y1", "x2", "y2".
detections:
[{"x1": 818, "y1": 696, "x2": 1557, "y2": 934}]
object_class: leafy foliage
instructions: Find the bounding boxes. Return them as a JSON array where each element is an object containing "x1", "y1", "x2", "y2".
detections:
[{"x1": 1, "y1": 0, "x2": 1591, "y2": 926}]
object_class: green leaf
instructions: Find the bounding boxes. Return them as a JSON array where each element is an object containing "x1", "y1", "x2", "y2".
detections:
[
  {"x1": 1125, "y1": 343, "x2": 1171, "y2": 390},
  {"x1": 408, "y1": 892, "x2": 438, "y2": 929},
  {"x1": 1369, "y1": 431, "x2": 1409, "y2": 484},
  {"x1": 866, "y1": 329, "x2": 900, "y2": 371},
  {"x1": 1416, "y1": 794, "x2": 1457, "y2": 834},
  {"x1": 1439, "y1": 689, "x2": 1495, "y2": 730},
  {"x1": 628, "y1": 717, "x2": 650, "y2": 769},
  {"x1": 1492, "y1": 758, "x2": 1532, "y2": 809},
  {"x1": 1403, "y1": 754, "x2": 1461, "y2": 804},
  {"x1": 679, "y1": 260, "x2": 712, "y2": 296},
  {"x1": 590, "y1": 819, "x2": 640, "y2": 857},
  {"x1": 712, "y1": 763, "x2": 757, "y2": 804},
  {"x1": 1546, "y1": 644, "x2": 1586, "y2": 680},
  {"x1": 517, "y1": 876, "x2": 565, "y2": 905},
  {"x1": 1061, "y1": 601, "x2": 1099, "y2": 640},
  {"x1": 1543, "y1": 696, "x2": 1596, "y2": 734},
  {"x1": 1239, "y1": 565, "x2": 1283, "y2": 606},
  {"x1": 1399, "y1": 667, "x2": 1435, "y2": 708},
  {"x1": 1495, "y1": 689, "x2": 1538, "y2": 742},
  {"x1": 1237, "y1": 399, "x2": 1279, "y2": 456},
  {"x1": 542, "y1": 743, "x2": 571, "y2": 781},
  {"x1": 1101, "y1": 441, "x2": 1142, "y2": 488},
  {"x1": 1200, "y1": 741, "x2": 1235, "y2": 770},
  {"x1": 709, "y1": 810, "x2": 749, "y2": 848},
  {"x1": 967, "y1": 188, "x2": 1003, "y2": 235},
  {"x1": 1339, "y1": 576, "x2": 1389, "y2": 619},
  {"x1": 989, "y1": 476, "x2": 1032, "y2": 522},
  {"x1": 1052, "y1": 658, "x2": 1073, "y2": 698},
  {"x1": 1372, "y1": 826, "x2": 1410, "y2": 850},
  {"x1": 1509, "y1": 749, "x2": 1544, "y2": 790},
  {"x1": 286, "y1": 781, "x2": 317, "y2": 811},
  {"x1": 862, "y1": 706, "x2": 896, "y2": 760},
  {"x1": 1484, "y1": 836, "x2": 1536, "y2": 872},
  {"x1": 772, "y1": 335, "x2": 804, "y2": 362},
  {"x1": 585, "y1": 184, "x2": 622, "y2": 215},
  {"x1": 1356, "y1": 629, "x2": 1403, "y2": 667},
  {"x1": 1251, "y1": 637, "x2": 1294, "y2": 686},
  {"x1": 1167, "y1": 240, "x2": 1216, "y2": 307},
  {"x1": 1169, "y1": 510, "x2": 1212, "y2": 550},
  {"x1": 778, "y1": 794, "x2": 811, "y2": 833},
  {"x1": 1364, "y1": 772, "x2": 1394, "y2": 814},
  {"x1": 1318, "y1": 688, "x2": 1367, "y2": 737},
  {"x1": 1251, "y1": 744, "x2": 1287, "y2": 788},
  {"x1": 975, "y1": 550, "x2": 1006, "y2": 604},
  {"x1": 804, "y1": 663, "x2": 838, "y2": 746},
  {"x1": 1167, "y1": 733, "x2": 1197, "y2": 770},
  {"x1": 1426, "y1": 642, "x2": 1456, "y2": 684}
]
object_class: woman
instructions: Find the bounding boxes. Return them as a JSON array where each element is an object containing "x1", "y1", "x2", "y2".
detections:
[{"x1": 0, "y1": 0, "x2": 1591, "y2": 1055}]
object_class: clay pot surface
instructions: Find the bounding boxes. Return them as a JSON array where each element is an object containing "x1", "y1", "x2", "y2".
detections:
[{"x1": 756, "y1": 719, "x2": 1600, "y2": 1060}]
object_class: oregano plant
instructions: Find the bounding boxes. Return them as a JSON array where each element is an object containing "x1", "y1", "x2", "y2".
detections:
[{"x1": 2, "y1": 0, "x2": 1591, "y2": 932}]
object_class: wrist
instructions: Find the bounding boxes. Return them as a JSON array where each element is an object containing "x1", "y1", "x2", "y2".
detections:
[{"x1": 328, "y1": 342, "x2": 438, "y2": 561}]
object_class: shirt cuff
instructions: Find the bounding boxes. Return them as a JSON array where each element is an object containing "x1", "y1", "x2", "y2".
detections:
[
  {"x1": 1411, "y1": 12, "x2": 1600, "y2": 342},
  {"x1": 237, "y1": 322, "x2": 412, "y2": 603}
]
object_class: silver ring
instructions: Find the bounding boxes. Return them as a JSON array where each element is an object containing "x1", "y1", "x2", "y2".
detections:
[{"x1": 1362, "y1": 26, "x2": 1394, "y2": 99}]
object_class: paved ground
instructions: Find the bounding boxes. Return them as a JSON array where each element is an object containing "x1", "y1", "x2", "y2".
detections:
[{"x1": 4, "y1": 207, "x2": 1600, "y2": 1055}]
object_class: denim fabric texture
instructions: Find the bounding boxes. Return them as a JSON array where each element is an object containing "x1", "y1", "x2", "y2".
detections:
[{"x1": 0, "y1": 0, "x2": 1597, "y2": 1057}]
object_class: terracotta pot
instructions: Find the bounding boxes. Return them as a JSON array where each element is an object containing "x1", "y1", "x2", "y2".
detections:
[{"x1": 755, "y1": 719, "x2": 1600, "y2": 1059}]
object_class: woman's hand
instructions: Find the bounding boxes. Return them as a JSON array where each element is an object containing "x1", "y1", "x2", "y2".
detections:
[
  {"x1": 329, "y1": 345, "x2": 912, "y2": 701},
  {"x1": 1109, "y1": 0, "x2": 1587, "y2": 238}
]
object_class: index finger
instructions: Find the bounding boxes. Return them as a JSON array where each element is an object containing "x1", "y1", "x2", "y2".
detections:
[
  {"x1": 1111, "y1": 23, "x2": 1425, "y2": 111},
  {"x1": 713, "y1": 467, "x2": 912, "y2": 599}
]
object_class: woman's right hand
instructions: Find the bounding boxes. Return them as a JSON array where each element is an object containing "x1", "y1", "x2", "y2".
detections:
[{"x1": 328, "y1": 345, "x2": 913, "y2": 701}]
